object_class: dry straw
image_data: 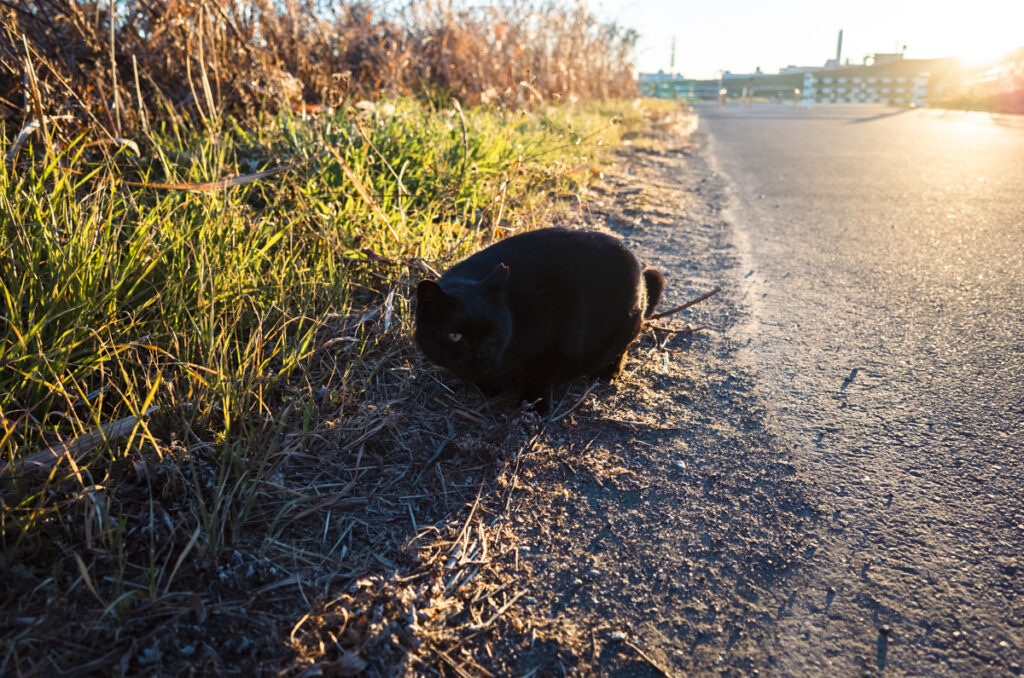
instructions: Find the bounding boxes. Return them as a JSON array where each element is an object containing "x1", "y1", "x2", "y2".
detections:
[{"x1": 1, "y1": 0, "x2": 638, "y2": 136}]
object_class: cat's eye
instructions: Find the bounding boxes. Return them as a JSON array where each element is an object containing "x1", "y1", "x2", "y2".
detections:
[{"x1": 448, "y1": 332, "x2": 463, "y2": 342}]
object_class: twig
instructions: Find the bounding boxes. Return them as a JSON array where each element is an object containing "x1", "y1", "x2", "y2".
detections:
[
  {"x1": 184, "y1": 27, "x2": 209, "y2": 127},
  {"x1": 20, "y1": 36, "x2": 54, "y2": 163},
  {"x1": 196, "y1": 10, "x2": 218, "y2": 128},
  {"x1": 452, "y1": 97, "x2": 469, "y2": 195},
  {"x1": 351, "y1": 120, "x2": 410, "y2": 233},
  {"x1": 205, "y1": 0, "x2": 260, "y2": 64},
  {"x1": 289, "y1": 613, "x2": 311, "y2": 643},
  {"x1": 434, "y1": 648, "x2": 481, "y2": 678},
  {"x1": 489, "y1": 165, "x2": 516, "y2": 238},
  {"x1": 1, "y1": 406, "x2": 159, "y2": 478},
  {"x1": 623, "y1": 640, "x2": 678, "y2": 678},
  {"x1": 549, "y1": 380, "x2": 599, "y2": 422},
  {"x1": 122, "y1": 161, "x2": 303, "y2": 192},
  {"x1": 467, "y1": 589, "x2": 528, "y2": 635},
  {"x1": 108, "y1": 0, "x2": 121, "y2": 134},
  {"x1": 646, "y1": 286, "x2": 721, "y2": 321},
  {"x1": 131, "y1": 55, "x2": 149, "y2": 134}
]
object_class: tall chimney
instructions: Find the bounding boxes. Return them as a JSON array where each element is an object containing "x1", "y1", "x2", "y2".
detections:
[{"x1": 836, "y1": 29, "x2": 843, "y2": 63}]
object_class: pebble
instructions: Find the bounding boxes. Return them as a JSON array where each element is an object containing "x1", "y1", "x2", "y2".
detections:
[
  {"x1": 587, "y1": 569, "x2": 601, "y2": 577},
  {"x1": 673, "y1": 460, "x2": 686, "y2": 469},
  {"x1": 880, "y1": 624, "x2": 892, "y2": 635},
  {"x1": 610, "y1": 631, "x2": 627, "y2": 642},
  {"x1": 999, "y1": 640, "x2": 1011, "y2": 649},
  {"x1": 138, "y1": 647, "x2": 161, "y2": 664}
]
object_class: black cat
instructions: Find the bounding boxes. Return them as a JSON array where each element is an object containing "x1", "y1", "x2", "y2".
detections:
[{"x1": 415, "y1": 228, "x2": 664, "y2": 407}]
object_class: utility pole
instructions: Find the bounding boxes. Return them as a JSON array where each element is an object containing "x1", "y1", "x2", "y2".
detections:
[{"x1": 670, "y1": 37, "x2": 676, "y2": 73}]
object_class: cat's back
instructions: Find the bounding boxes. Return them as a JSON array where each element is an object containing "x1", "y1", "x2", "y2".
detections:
[{"x1": 442, "y1": 228, "x2": 637, "y2": 285}]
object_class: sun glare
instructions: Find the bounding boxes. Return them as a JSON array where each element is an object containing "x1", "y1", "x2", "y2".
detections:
[
  {"x1": 933, "y1": 0, "x2": 1024, "y2": 67},
  {"x1": 956, "y1": 43, "x2": 1017, "y2": 68}
]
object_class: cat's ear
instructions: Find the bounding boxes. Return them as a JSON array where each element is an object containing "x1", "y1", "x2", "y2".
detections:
[
  {"x1": 417, "y1": 279, "x2": 449, "y2": 310},
  {"x1": 482, "y1": 263, "x2": 510, "y2": 293}
]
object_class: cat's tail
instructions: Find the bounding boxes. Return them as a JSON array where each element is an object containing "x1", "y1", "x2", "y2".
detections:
[{"x1": 642, "y1": 267, "x2": 665, "y2": 318}]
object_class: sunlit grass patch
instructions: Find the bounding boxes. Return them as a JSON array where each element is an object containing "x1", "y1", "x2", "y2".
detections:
[{"x1": 0, "y1": 97, "x2": 667, "y2": 672}]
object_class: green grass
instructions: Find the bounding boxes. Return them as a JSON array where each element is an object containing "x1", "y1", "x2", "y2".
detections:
[{"x1": 0, "y1": 96, "x2": 667, "y2": 671}]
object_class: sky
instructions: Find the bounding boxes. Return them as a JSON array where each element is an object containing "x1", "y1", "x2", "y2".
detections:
[{"x1": 594, "y1": 0, "x2": 1024, "y2": 79}]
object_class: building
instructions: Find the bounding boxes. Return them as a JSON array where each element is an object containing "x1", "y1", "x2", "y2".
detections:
[
  {"x1": 723, "y1": 67, "x2": 764, "y2": 79},
  {"x1": 870, "y1": 53, "x2": 904, "y2": 66},
  {"x1": 638, "y1": 30, "x2": 1024, "y2": 111},
  {"x1": 780, "y1": 65, "x2": 819, "y2": 75},
  {"x1": 638, "y1": 71, "x2": 686, "y2": 84}
]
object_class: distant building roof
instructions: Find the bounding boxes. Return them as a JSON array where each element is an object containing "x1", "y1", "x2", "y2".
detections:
[
  {"x1": 723, "y1": 67, "x2": 764, "y2": 79},
  {"x1": 638, "y1": 71, "x2": 686, "y2": 83},
  {"x1": 780, "y1": 65, "x2": 819, "y2": 75},
  {"x1": 872, "y1": 53, "x2": 904, "y2": 65}
]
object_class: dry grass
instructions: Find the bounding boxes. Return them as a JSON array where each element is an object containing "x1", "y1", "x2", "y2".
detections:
[{"x1": 1, "y1": 0, "x2": 638, "y2": 137}]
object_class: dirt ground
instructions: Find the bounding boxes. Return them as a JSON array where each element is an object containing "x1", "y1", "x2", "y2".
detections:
[
  {"x1": 298, "y1": 113, "x2": 825, "y2": 677},
  {"x1": 431, "y1": 119, "x2": 828, "y2": 677}
]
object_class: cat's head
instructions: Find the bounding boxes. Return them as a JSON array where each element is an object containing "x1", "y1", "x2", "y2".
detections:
[{"x1": 414, "y1": 263, "x2": 513, "y2": 381}]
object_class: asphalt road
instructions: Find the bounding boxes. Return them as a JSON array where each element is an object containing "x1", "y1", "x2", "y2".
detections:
[{"x1": 698, "y1": 104, "x2": 1024, "y2": 674}]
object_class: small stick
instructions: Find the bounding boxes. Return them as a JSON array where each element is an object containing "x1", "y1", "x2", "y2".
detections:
[
  {"x1": 1, "y1": 406, "x2": 159, "y2": 478},
  {"x1": 452, "y1": 97, "x2": 470, "y2": 195},
  {"x1": 549, "y1": 380, "x2": 599, "y2": 422},
  {"x1": 108, "y1": 0, "x2": 122, "y2": 134},
  {"x1": 21, "y1": 37, "x2": 54, "y2": 163},
  {"x1": 623, "y1": 640, "x2": 679, "y2": 678},
  {"x1": 647, "y1": 286, "x2": 721, "y2": 321},
  {"x1": 468, "y1": 589, "x2": 529, "y2": 634},
  {"x1": 131, "y1": 55, "x2": 149, "y2": 134}
]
